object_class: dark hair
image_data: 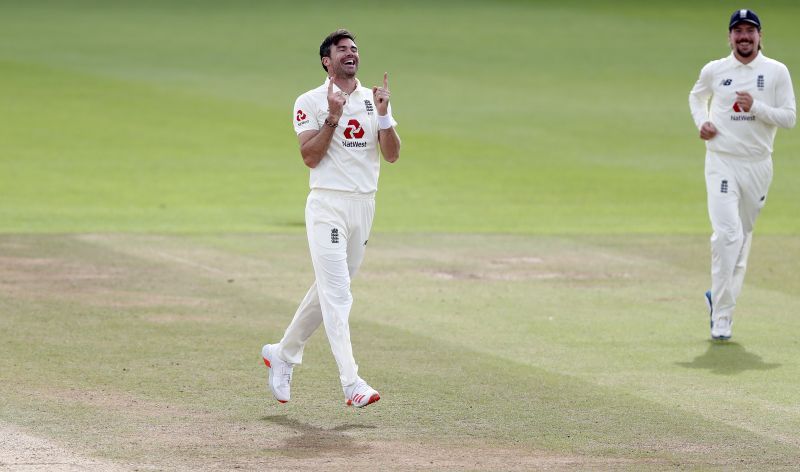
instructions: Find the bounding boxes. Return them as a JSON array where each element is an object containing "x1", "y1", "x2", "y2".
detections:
[{"x1": 319, "y1": 29, "x2": 355, "y2": 72}]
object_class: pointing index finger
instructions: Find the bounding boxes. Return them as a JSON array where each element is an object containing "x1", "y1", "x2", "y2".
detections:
[
  {"x1": 383, "y1": 72, "x2": 389, "y2": 91},
  {"x1": 328, "y1": 71, "x2": 337, "y2": 92}
]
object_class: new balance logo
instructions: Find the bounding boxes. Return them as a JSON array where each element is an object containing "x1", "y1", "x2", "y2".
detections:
[
  {"x1": 331, "y1": 228, "x2": 339, "y2": 244},
  {"x1": 720, "y1": 79, "x2": 732, "y2": 86},
  {"x1": 721, "y1": 180, "x2": 728, "y2": 194}
]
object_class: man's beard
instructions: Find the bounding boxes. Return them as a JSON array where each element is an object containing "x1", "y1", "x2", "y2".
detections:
[
  {"x1": 334, "y1": 63, "x2": 357, "y2": 79},
  {"x1": 736, "y1": 42, "x2": 755, "y2": 57}
]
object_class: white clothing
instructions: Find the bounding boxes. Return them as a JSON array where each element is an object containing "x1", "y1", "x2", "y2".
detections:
[
  {"x1": 690, "y1": 51, "x2": 795, "y2": 331},
  {"x1": 705, "y1": 151, "x2": 772, "y2": 324},
  {"x1": 689, "y1": 52, "x2": 796, "y2": 159},
  {"x1": 293, "y1": 78, "x2": 396, "y2": 194},
  {"x1": 279, "y1": 76, "x2": 397, "y2": 388},
  {"x1": 277, "y1": 189, "x2": 374, "y2": 387}
]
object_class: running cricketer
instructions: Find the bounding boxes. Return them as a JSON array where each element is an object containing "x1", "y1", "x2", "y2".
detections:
[
  {"x1": 689, "y1": 9, "x2": 796, "y2": 340},
  {"x1": 261, "y1": 29, "x2": 400, "y2": 407}
]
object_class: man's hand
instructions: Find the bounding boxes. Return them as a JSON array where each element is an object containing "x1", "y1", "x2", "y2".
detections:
[
  {"x1": 699, "y1": 121, "x2": 718, "y2": 140},
  {"x1": 372, "y1": 72, "x2": 391, "y2": 116},
  {"x1": 327, "y1": 73, "x2": 346, "y2": 123},
  {"x1": 735, "y1": 91, "x2": 754, "y2": 112}
]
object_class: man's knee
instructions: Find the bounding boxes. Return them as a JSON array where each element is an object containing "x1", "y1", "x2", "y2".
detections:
[
  {"x1": 711, "y1": 225, "x2": 743, "y2": 246},
  {"x1": 321, "y1": 279, "x2": 353, "y2": 306}
]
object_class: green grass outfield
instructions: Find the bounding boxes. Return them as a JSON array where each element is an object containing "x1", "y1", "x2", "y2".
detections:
[
  {"x1": 2, "y1": 0, "x2": 799, "y2": 234},
  {"x1": 1, "y1": 0, "x2": 800, "y2": 470}
]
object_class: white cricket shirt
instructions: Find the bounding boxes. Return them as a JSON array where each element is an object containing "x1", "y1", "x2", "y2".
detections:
[
  {"x1": 293, "y1": 78, "x2": 396, "y2": 194},
  {"x1": 689, "y1": 52, "x2": 796, "y2": 159}
]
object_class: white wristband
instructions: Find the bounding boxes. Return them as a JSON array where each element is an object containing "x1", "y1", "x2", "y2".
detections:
[{"x1": 377, "y1": 114, "x2": 394, "y2": 130}]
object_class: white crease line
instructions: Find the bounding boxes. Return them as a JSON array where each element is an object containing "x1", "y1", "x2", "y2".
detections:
[{"x1": 153, "y1": 251, "x2": 227, "y2": 276}]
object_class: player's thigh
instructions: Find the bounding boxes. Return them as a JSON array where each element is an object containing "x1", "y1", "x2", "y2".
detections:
[
  {"x1": 738, "y1": 159, "x2": 773, "y2": 233},
  {"x1": 306, "y1": 195, "x2": 350, "y2": 281},
  {"x1": 346, "y1": 199, "x2": 375, "y2": 276},
  {"x1": 705, "y1": 154, "x2": 742, "y2": 235}
]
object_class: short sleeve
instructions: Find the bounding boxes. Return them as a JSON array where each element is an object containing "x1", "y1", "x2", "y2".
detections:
[{"x1": 293, "y1": 94, "x2": 319, "y2": 135}]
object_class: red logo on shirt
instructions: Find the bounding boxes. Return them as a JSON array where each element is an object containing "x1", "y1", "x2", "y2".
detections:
[
  {"x1": 343, "y1": 119, "x2": 364, "y2": 139},
  {"x1": 732, "y1": 102, "x2": 742, "y2": 113},
  {"x1": 296, "y1": 110, "x2": 307, "y2": 121}
]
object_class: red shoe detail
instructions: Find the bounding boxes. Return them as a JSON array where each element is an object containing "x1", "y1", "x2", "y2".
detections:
[
  {"x1": 278, "y1": 399, "x2": 287, "y2": 404},
  {"x1": 346, "y1": 393, "x2": 380, "y2": 407},
  {"x1": 263, "y1": 357, "x2": 271, "y2": 368}
]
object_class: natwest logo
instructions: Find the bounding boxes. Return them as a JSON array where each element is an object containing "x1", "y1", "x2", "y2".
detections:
[
  {"x1": 343, "y1": 119, "x2": 365, "y2": 139},
  {"x1": 296, "y1": 109, "x2": 307, "y2": 121}
]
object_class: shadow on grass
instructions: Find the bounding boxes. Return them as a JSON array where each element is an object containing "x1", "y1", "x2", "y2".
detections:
[
  {"x1": 676, "y1": 341, "x2": 781, "y2": 375},
  {"x1": 261, "y1": 414, "x2": 375, "y2": 457}
]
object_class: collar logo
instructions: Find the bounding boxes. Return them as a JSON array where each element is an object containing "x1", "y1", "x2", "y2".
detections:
[
  {"x1": 296, "y1": 110, "x2": 307, "y2": 121},
  {"x1": 343, "y1": 119, "x2": 365, "y2": 139}
]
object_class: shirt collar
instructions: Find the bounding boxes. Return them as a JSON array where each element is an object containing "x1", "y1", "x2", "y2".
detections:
[
  {"x1": 324, "y1": 77, "x2": 361, "y2": 95},
  {"x1": 729, "y1": 51, "x2": 763, "y2": 68}
]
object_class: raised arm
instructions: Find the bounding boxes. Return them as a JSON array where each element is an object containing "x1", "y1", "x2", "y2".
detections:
[
  {"x1": 298, "y1": 76, "x2": 347, "y2": 168},
  {"x1": 373, "y1": 72, "x2": 401, "y2": 163}
]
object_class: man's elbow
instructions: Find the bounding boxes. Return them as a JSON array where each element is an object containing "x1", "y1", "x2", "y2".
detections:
[
  {"x1": 301, "y1": 149, "x2": 321, "y2": 168},
  {"x1": 777, "y1": 111, "x2": 797, "y2": 129},
  {"x1": 303, "y1": 156, "x2": 319, "y2": 168}
]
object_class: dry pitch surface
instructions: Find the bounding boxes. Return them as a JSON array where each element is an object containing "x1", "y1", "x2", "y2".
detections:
[{"x1": 1, "y1": 233, "x2": 799, "y2": 471}]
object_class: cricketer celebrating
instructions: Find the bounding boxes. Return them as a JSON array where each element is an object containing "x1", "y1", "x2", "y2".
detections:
[
  {"x1": 689, "y1": 9, "x2": 796, "y2": 340},
  {"x1": 261, "y1": 29, "x2": 400, "y2": 407}
]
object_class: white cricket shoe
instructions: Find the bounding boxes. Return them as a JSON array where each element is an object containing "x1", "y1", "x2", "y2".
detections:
[
  {"x1": 344, "y1": 378, "x2": 380, "y2": 408},
  {"x1": 711, "y1": 316, "x2": 732, "y2": 341},
  {"x1": 261, "y1": 344, "x2": 293, "y2": 403},
  {"x1": 706, "y1": 291, "x2": 732, "y2": 340}
]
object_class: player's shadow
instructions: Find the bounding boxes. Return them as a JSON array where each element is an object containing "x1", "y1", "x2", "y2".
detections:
[
  {"x1": 262, "y1": 414, "x2": 375, "y2": 456},
  {"x1": 676, "y1": 341, "x2": 780, "y2": 375}
]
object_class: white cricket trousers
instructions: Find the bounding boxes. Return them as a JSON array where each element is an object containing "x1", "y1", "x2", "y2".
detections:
[
  {"x1": 277, "y1": 189, "x2": 375, "y2": 388},
  {"x1": 705, "y1": 151, "x2": 772, "y2": 324}
]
